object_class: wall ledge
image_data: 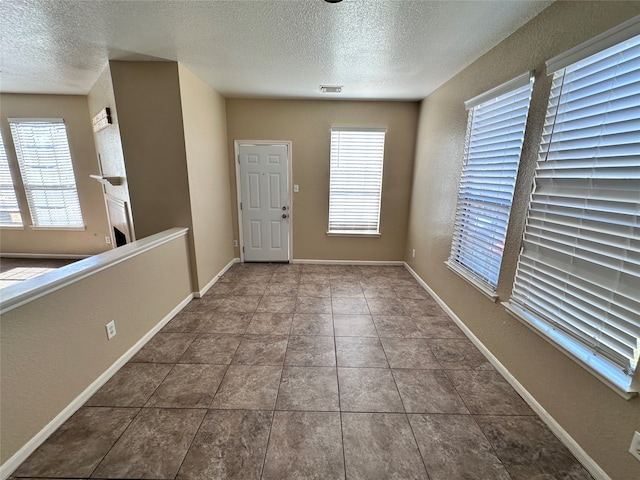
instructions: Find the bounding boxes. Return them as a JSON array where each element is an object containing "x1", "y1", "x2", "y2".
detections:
[
  {"x1": 0, "y1": 227, "x2": 189, "y2": 315},
  {"x1": 403, "y1": 262, "x2": 612, "y2": 480}
]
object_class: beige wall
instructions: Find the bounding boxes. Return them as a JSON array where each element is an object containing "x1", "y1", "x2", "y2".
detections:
[
  {"x1": 0, "y1": 94, "x2": 111, "y2": 255},
  {"x1": 109, "y1": 61, "x2": 235, "y2": 291},
  {"x1": 405, "y1": 2, "x2": 640, "y2": 479},
  {"x1": 110, "y1": 61, "x2": 193, "y2": 241},
  {"x1": 178, "y1": 64, "x2": 235, "y2": 290},
  {"x1": 110, "y1": 61, "x2": 203, "y2": 288},
  {"x1": 0, "y1": 230, "x2": 192, "y2": 464},
  {"x1": 87, "y1": 63, "x2": 133, "y2": 239},
  {"x1": 226, "y1": 99, "x2": 419, "y2": 261}
]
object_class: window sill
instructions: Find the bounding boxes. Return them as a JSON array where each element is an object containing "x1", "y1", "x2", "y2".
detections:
[
  {"x1": 503, "y1": 302, "x2": 638, "y2": 400},
  {"x1": 445, "y1": 260, "x2": 498, "y2": 302},
  {"x1": 326, "y1": 231, "x2": 381, "y2": 238},
  {"x1": 0, "y1": 225, "x2": 25, "y2": 229},
  {"x1": 29, "y1": 225, "x2": 86, "y2": 231}
]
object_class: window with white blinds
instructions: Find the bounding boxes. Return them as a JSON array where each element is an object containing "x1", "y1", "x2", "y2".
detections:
[
  {"x1": 328, "y1": 127, "x2": 386, "y2": 234},
  {"x1": 0, "y1": 133, "x2": 23, "y2": 226},
  {"x1": 9, "y1": 119, "x2": 84, "y2": 227},
  {"x1": 506, "y1": 27, "x2": 640, "y2": 392},
  {"x1": 447, "y1": 73, "x2": 534, "y2": 293}
]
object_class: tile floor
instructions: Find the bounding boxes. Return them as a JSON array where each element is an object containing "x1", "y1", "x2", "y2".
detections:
[{"x1": 11, "y1": 263, "x2": 593, "y2": 480}]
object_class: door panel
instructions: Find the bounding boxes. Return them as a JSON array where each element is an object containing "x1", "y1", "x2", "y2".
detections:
[
  {"x1": 248, "y1": 173, "x2": 260, "y2": 208},
  {"x1": 270, "y1": 221, "x2": 282, "y2": 248},
  {"x1": 239, "y1": 144, "x2": 289, "y2": 262},
  {"x1": 249, "y1": 220, "x2": 262, "y2": 248}
]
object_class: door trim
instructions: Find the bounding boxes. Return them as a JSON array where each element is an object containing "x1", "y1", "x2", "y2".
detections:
[{"x1": 234, "y1": 140, "x2": 293, "y2": 263}]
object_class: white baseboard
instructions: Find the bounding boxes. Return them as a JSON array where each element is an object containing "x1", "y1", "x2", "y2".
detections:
[
  {"x1": 403, "y1": 263, "x2": 610, "y2": 480},
  {"x1": 194, "y1": 257, "x2": 240, "y2": 298},
  {"x1": 292, "y1": 259, "x2": 404, "y2": 266},
  {"x1": 0, "y1": 293, "x2": 193, "y2": 480},
  {"x1": 0, "y1": 253, "x2": 91, "y2": 260}
]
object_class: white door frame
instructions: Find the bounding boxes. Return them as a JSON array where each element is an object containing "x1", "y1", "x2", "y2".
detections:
[{"x1": 234, "y1": 140, "x2": 293, "y2": 263}]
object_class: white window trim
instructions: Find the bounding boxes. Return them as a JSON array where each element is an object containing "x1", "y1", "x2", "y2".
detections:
[
  {"x1": 447, "y1": 73, "x2": 534, "y2": 292},
  {"x1": 0, "y1": 132, "x2": 23, "y2": 227},
  {"x1": 546, "y1": 14, "x2": 640, "y2": 74},
  {"x1": 464, "y1": 71, "x2": 533, "y2": 110},
  {"x1": 506, "y1": 23, "x2": 640, "y2": 397},
  {"x1": 8, "y1": 118, "x2": 85, "y2": 229},
  {"x1": 29, "y1": 225, "x2": 86, "y2": 232},
  {"x1": 7, "y1": 117, "x2": 65, "y2": 124},
  {"x1": 504, "y1": 302, "x2": 637, "y2": 399},
  {"x1": 326, "y1": 231, "x2": 381, "y2": 238},
  {"x1": 327, "y1": 127, "x2": 386, "y2": 236},
  {"x1": 446, "y1": 260, "x2": 499, "y2": 302}
]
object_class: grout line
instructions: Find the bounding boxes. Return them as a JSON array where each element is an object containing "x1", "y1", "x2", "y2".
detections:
[
  {"x1": 86, "y1": 404, "x2": 143, "y2": 478},
  {"x1": 260, "y1": 370, "x2": 284, "y2": 479},
  {"x1": 172, "y1": 409, "x2": 209, "y2": 479},
  {"x1": 333, "y1": 301, "x2": 349, "y2": 480},
  {"x1": 257, "y1": 409, "x2": 277, "y2": 479},
  {"x1": 374, "y1": 322, "x2": 433, "y2": 478},
  {"x1": 403, "y1": 413, "x2": 434, "y2": 480},
  {"x1": 466, "y1": 414, "x2": 517, "y2": 480}
]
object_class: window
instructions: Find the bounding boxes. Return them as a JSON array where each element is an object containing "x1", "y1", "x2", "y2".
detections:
[
  {"x1": 9, "y1": 119, "x2": 84, "y2": 228},
  {"x1": 0, "y1": 133, "x2": 22, "y2": 226},
  {"x1": 328, "y1": 127, "x2": 385, "y2": 235},
  {"x1": 506, "y1": 22, "x2": 640, "y2": 393},
  {"x1": 447, "y1": 73, "x2": 534, "y2": 295}
]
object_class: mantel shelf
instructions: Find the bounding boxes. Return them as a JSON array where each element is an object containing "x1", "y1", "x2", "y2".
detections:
[{"x1": 89, "y1": 174, "x2": 124, "y2": 186}]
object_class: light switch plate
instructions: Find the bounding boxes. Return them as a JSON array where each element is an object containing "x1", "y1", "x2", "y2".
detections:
[{"x1": 105, "y1": 320, "x2": 117, "y2": 340}]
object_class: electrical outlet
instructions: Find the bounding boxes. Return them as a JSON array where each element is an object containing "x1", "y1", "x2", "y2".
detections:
[
  {"x1": 105, "y1": 320, "x2": 116, "y2": 340},
  {"x1": 105, "y1": 236, "x2": 111, "y2": 244},
  {"x1": 233, "y1": 239, "x2": 238, "y2": 247},
  {"x1": 412, "y1": 248, "x2": 416, "y2": 258},
  {"x1": 630, "y1": 431, "x2": 640, "y2": 461}
]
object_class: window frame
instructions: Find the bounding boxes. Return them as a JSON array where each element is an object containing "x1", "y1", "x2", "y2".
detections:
[
  {"x1": 504, "y1": 19, "x2": 640, "y2": 397},
  {"x1": 327, "y1": 127, "x2": 386, "y2": 236},
  {"x1": 446, "y1": 72, "x2": 534, "y2": 299},
  {"x1": 0, "y1": 131, "x2": 23, "y2": 227},
  {"x1": 8, "y1": 118, "x2": 85, "y2": 229}
]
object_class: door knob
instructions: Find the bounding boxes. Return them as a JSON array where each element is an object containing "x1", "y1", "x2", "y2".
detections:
[
  {"x1": 282, "y1": 206, "x2": 288, "y2": 210},
  {"x1": 282, "y1": 213, "x2": 289, "y2": 219}
]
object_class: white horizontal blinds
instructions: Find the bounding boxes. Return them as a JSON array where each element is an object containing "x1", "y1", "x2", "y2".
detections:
[
  {"x1": 328, "y1": 128, "x2": 385, "y2": 234},
  {"x1": 0, "y1": 133, "x2": 23, "y2": 226},
  {"x1": 9, "y1": 119, "x2": 84, "y2": 227},
  {"x1": 510, "y1": 33, "x2": 640, "y2": 377},
  {"x1": 448, "y1": 76, "x2": 533, "y2": 289}
]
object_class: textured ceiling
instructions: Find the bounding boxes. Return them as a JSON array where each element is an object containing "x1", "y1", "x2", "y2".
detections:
[{"x1": 0, "y1": 0, "x2": 553, "y2": 100}]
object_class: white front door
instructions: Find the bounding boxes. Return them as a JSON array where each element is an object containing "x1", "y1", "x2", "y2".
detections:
[{"x1": 238, "y1": 143, "x2": 290, "y2": 262}]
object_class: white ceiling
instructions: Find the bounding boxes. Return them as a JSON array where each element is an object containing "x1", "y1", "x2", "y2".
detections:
[{"x1": 0, "y1": 0, "x2": 553, "y2": 100}]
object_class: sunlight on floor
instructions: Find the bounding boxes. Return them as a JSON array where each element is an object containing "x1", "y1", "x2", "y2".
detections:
[{"x1": 0, "y1": 267, "x2": 56, "y2": 290}]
